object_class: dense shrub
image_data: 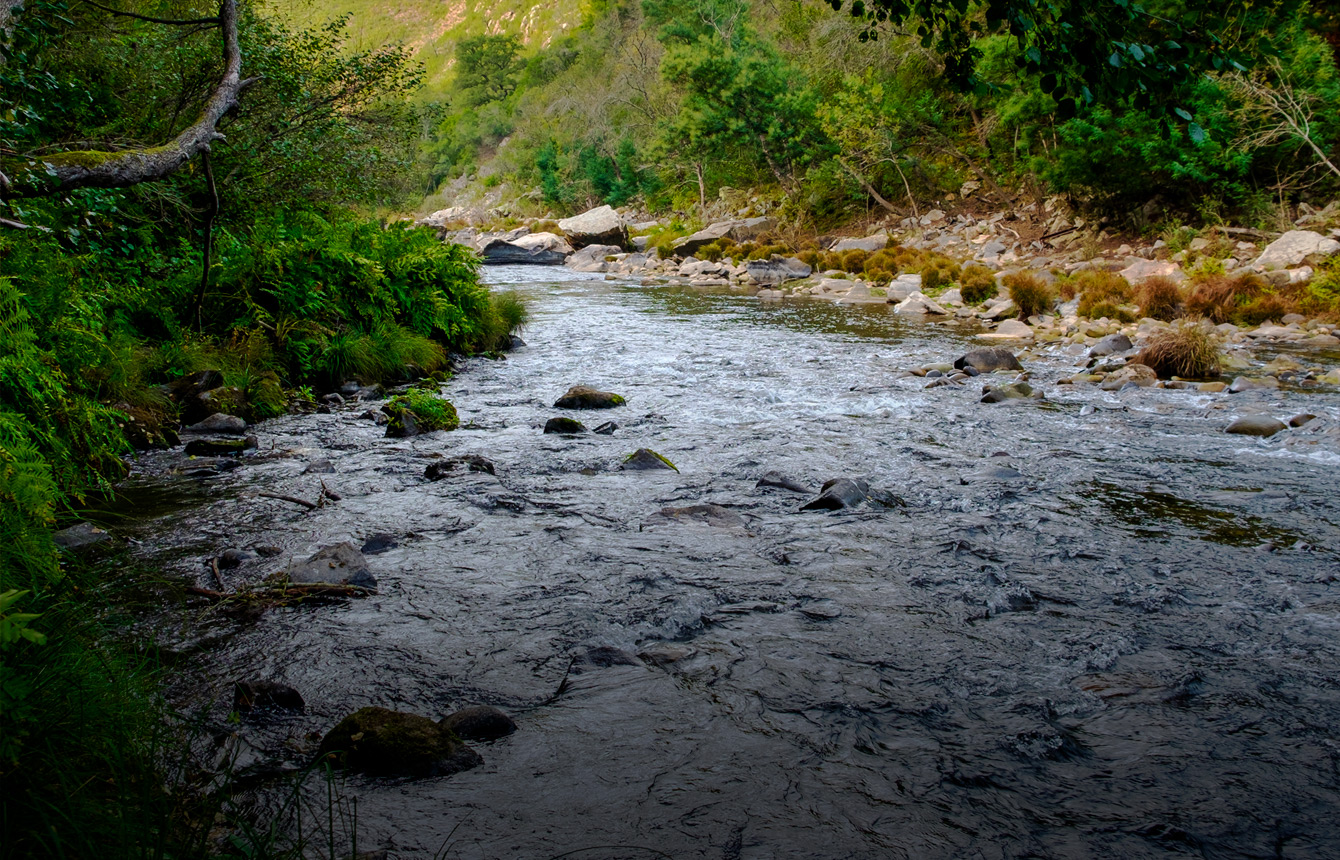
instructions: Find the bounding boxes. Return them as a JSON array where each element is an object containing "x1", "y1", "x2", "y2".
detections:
[
  {"x1": 1075, "y1": 270, "x2": 1135, "y2": 318},
  {"x1": 1183, "y1": 272, "x2": 1295, "y2": 325},
  {"x1": 385, "y1": 389, "x2": 460, "y2": 432},
  {"x1": 1138, "y1": 320, "x2": 1223, "y2": 379},
  {"x1": 1004, "y1": 272, "x2": 1054, "y2": 317},
  {"x1": 959, "y1": 265, "x2": 998, "y2": 305},
  {"x1": 1136, "y1": 276, "x2": 1185, "y2": 321}
]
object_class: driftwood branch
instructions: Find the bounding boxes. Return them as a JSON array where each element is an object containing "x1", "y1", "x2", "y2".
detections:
[
  {"x1": 7, "y1": 0, "x2": 250, "y2": 198},
  {"x1": 258, "y1": 491, "x2": 318, "y2": 510}
]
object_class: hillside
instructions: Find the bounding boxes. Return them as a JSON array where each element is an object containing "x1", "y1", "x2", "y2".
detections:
[{"x1": 266, "y1": 0, "x2": 587, "y2": 90}]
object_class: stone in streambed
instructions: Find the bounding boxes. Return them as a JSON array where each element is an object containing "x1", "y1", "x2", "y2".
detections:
[
  {"x1": 544, "y1": 416, "x2": 587, "y2": 434},
  {"x1": 424, "y1": 455, "x2": 496, "y2": 481},
  {"x1": 52, "y1": 522, "x2": 111, "y2": 549},
  {"x1": 980, "y1": 381, "x2": 1034, "y2": 403},
  {"x1": 217, "y1": 548, "x2": 256, "y2": 568},
  {"x1": 593, "y1": 421, "x2": 618, "y2": 435},
  {"x1": 233, "y1": 680, "x2": 305, "y2": 715},
  {"x1": 1228, "y1": 376, "x2": 1280, "y2": 393},
  {"x1": 953, "y1": 348, "x2": 1023, "y2": 373},
  {"x1": 184, "y1": 436, "x2": 258, "y2": 456},
  {"x1": 1225, "y1": 415, "x2": 1288, "y2": 438},
  {"x1": 1289, "y1": 413, "x2": 1317, "y2": 428},
  {"x1": 621, "y1": 448, "x2": 677, "y2": 471},
  {"x1": 1088, "y1": 333, "x2": 1133, "y2": 357},
  {"x1": 439, "y1": 706, "x2": 517, "y2": 742},
  {"x1": 360, "y1": 534, "x2": 399, "y2": 555},
  {"x1": 384, "y1": 408, "x2": 419, "y2": 438},
  {"x1": 319, "y1": 706, "x2": 483, "y2": 777},
  {"x1": 649, "y1": 504, "x2": 746, "y2": 528},
  {"x1": 756, "y1": 471, "x2": 811, "y2": 494},
  {"x1": 554, "y1": 386, "x2": 626, "y2": 409},
  {"x1": 185, "y1": 412, "x2": 248, "y2": 434},
  {"x1": 801, "y1": 478, "x2": 870, "y2": 511},
  {"x1": 286, "y1": 542, "x2": 377, "y2": 591},
  {"x1": 1100, "y1": 364, "x2": 1157, "y2": 391}
]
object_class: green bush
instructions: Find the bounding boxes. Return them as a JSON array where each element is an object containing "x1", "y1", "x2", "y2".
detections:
[
  {"x1": 1004, "y1": 272, "x2": 1055, "y2": 317},
  {"x1": 959, "y1": 265, "x2": 998, "y2": 305},
  {"x1": 385, "y1": 389, "x2": 460, "y2": 432},
  {"x1": 1075, "y1": 270, "x2": 1135, "y2": 318}
]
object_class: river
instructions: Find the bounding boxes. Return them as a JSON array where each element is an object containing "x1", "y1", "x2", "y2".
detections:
[{"x1": 116, "y1": 265, "x2": 1340, "y2": 859}]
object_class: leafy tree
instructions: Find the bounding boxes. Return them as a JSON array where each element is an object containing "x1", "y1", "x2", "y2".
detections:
[{"x1": 454, "y1": 34, "x2": 523, "y2": 106}]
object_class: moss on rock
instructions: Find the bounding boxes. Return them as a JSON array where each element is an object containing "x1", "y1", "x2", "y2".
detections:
[{"x1": 318, "y1": 706, "x2": 483, "y2": 777}]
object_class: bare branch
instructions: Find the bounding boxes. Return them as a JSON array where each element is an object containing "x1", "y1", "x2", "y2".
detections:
[
  {"x1": 7, "y1": 0, "x2": 249, "y2": 198},
  {"x1": 77, "y1": 0, "x2": 220, "y2": 27}
]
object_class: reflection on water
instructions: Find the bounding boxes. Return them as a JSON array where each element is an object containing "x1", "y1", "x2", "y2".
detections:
[{"x1": 120, "y1": 266, "x2": 1340, "y2": 858}]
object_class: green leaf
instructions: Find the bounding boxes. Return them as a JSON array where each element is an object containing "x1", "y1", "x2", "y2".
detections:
[
  {"x1": 1188, "y1": 122, "x2": 1206, "y2": 144},
  {"x1": 1174, "y1": 107, "x2": 1193, "y2": 121}
]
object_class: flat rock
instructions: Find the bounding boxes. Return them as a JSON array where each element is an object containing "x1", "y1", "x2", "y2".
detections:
[
  {"x1": 1225, "y1": 415, "x2": 1288, "y2": 437},
  {"x1": 439, "y1": 706, "x2": 517, "y2": 742},
  {"x1": 756, "y1": 471, "x2": 812, "y2": 494},
  {"x1": 893, "y1": 291, "x2": 949, "y2": 315},
  {"x1": 478, "y1": 236, "x2": 570, "y2": 265},
  {"x1": 1100, "y1": 363, "x2": 1158, "y2": 391},
  {"x1": 554, "y1": 385, "x2": 625, "y2": 409},
  {"x1": 649, "y1": 504, "x2": 746, "y2": 528},
  {"x1": 52, "y1": 522, "x2": 111, "y2": 549},
  {"x1": 830, "y1": 233, "x2": 888, "y2": 253},
  {"x1": 953, "y1": 348, "x2": 1023, "y2": 373},
  {"x1": 544, "y1": 416, "x2": 587, "y2": 434},
  {"x1": 566, "y1": 243, "x2": 623, "y2": 272},
  {"x1": 185, "y1": 412, "x2": 247, "y2": 434},
  {"x1": 801, "y1": 478, "x2": 870, "y2": 511},
  {"x1": 425, "y1": 455, "x2": 496, "y2": 480},
  {"x1": 360, "y1": 534, "x2": 399, "y2": 554},
  {"x1": 319, "y1": 706, "x2": 483, "y2": 777},
  {"x1": 1254, "y1": 230, "x2": 1340, "y2": 269},
  {"x1": 1120, "y1": 259, "x2": 1186, "y2": 284},
  {"x1": 981, "y1": 381, "x2": 1034, "y2": 402},
  {"x1": 621, "y1": 448, "x2": 677, "y2": 471},
  {"x1": 990, "y1": 319, "x2": 1034, "y2": 338},
  {"x1": 286, "y1": 542, "x2": 377, "y2": 591},
  {"x1": 1228, "y1": 376, "x2": 1280, "y2": 393},
  {"x1": 745, "y1": 257, "x2": 812, "y2": 285}
]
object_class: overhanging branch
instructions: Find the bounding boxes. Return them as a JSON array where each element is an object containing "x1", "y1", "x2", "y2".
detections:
[{"x1": 6, "y1": 0, "x2": 252, "y2": 198}]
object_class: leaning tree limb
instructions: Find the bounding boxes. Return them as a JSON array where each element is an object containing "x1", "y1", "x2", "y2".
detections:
[{"x1": 5, "y1": 0, "x2": 256, "y2": 198}]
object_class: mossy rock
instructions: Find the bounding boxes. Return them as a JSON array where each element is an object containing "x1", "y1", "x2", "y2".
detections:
[
  {"x1": 184, "y1": 436, "x2": 257, "y2": 456},
  {"x1": 318, "y1": 706, "x2": 483, "y2": 778},
  {"x1": 384, "y1": 390, "x2": 459, "y2": 432},
  {"x1": 554, "y1": 385, "x2": 626, "y2": 409},
  {"x1": 544, "y1": 416, "x2": 587, "y2": 434},
  {"x1": 621, "y1": 448, "x2": 677, "y2": 471}
]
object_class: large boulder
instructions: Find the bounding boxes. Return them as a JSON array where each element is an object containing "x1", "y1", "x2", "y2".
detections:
[
  {"x1": 830, "y1": 233, "x2": 888, "y2": 253},
  {"x1": 1120, "y1": 259, "x2": 1187, "y2": 285},
  {"x1": 954, "y1": 348, "x2": 1023, "y2": 373},
  {"x1": 286, "y1": 543, "x2": 377, "y2": 591},
  {"x1": 1254, "y1": 230, "x2": 1340, "y2": 270},
  {"x1": 745, "y1": 257, "x2": 812, "y2": 285},
  {"x1": 319, "y1": 706, "x2": 483, "y2": 777},
  {"x1": 1225, "y1": 415, "x2": 1287, "y2": 438},
  {"x1": 554, "y1": 386, "x2": 625, "y2": 409},
  {"x1": 185, "y1": 413, "x2": 247, "y2": 435},
  {"x1": 544, "y1": 416, "x2": 587, "y2": 434},
  {"x1": 558, "y1": 205, "x2": 628, "y2": 249},
  {"x1": 621, "y1": 448, "x2": 677, "y2": 471},
  {"x1": 478, "y1": 232, "x2": 572, "y2": 265},
  {"x1": 670, "y1": 222, "x2": 735, "y2": 257},
  {"x1": 886, "y1": 274, "x2": 922, "y2": 302}
]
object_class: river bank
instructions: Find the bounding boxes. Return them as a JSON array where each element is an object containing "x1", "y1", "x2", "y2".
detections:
[{"x1": 93, "y1": 265, "x2": 1340, "y2": 858}]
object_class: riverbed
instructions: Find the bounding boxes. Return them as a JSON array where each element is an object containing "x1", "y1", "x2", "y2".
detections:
[{"x1": 118, "y1": 266, "x2": 1340, "y2": 859}]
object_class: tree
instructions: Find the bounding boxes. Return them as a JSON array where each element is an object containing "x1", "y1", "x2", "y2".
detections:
[
  {"x1": 835, "y1": 0, "x2": 1306, "y2": 126},
  {"x1": 454, "y1": 34, "x2": 523, "y2": 106}
]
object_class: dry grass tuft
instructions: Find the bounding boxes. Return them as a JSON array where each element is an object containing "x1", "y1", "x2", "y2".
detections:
[
  {"x1": 1074, "y1": 270, "x2": 1134, "y2": 318},
  {"x1": 1003, "y1": 272, "x2": 1054, "y2": 317},
  {"x1": 1138, "y1": 319, "x2": 1223, "y2": 379},
  {"x1": 959, "y1": 265, "x2": 997, "y2": 305},
  {"x1": 1136, "y1": 276, "x2": 1184, "y2": 321}
]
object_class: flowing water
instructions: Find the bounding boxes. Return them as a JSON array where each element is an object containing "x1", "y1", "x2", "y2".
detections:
[{"x1": 115, "y1": 266, "x2": 1340, "y2": 859}]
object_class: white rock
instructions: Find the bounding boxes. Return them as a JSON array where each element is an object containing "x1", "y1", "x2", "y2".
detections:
[
  {"x1": 1120, "y1": 259, "x2": 1186, "y2": 284},
  {"x1": 830, "y1": 233, "x2": 888, "y2": 253},
  {"x1": 893, "y1": 291, "x2": 949, "y2": 315},
  {"x1": 1254, "y1": 230, "x2": 1340, "y2": 270}
]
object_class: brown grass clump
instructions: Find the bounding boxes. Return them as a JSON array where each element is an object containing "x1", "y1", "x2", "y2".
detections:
[
  {"x1": 531, "y1": 219, "x2": 561, "y2": 234},
  {"x1": 1136, "y1": 276, "x2": 1184, "y2": 321},
  {"x1": 1056, "y1": 277, "x2": 1079, "y2": 301},
  {"x1": 959, "y1": 265, "x2": 997, "y2": 305},
  {"x1": 1236, "y1": 292, "x2": 1292, "y2": 326},
  {"x1": 840, "y1": 249, "x2": 870, "y2": 272},
  {"x1": 1003, "y1": 272, "x2": 1054, "y2": 318},
  {"x1": 1137, "y1": 320, "x2": 1223, "y2": 379},
  {"x1": 1183, "y1": 272, "x2": 1297, "y2": 325},
  {"x1": 1074, "y1": 270, "x2": 1134, "y2": 318}
]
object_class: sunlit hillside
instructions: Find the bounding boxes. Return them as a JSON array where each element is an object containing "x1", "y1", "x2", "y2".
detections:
[{"x1": 264, "y1": 0, "x2": 587, "y2": 91}]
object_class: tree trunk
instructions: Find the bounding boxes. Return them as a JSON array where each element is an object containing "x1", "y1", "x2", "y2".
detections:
[
  {"x1": 6, "y1": 0, "x2": 253, "y2": 199},
  {"x1": 693, "y1": 161, "x2": 706, "y2": 215},
  {"x1": 836, "y1": 157, "x2": 904, "y2": 216}
]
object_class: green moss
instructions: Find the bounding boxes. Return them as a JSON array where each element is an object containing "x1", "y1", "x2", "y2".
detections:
[
  {"x1": 385, "y1": 389, "x2": 459, "y2": 431},
  {"x1": 624, "y1": 448, "x2": 676, "y2": 470}
]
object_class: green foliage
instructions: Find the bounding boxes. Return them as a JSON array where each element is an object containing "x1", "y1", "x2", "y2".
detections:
[
  {"x1": 385, "y1": 389, "x2": 460, "y2": 432},
  {"x1": 959, "y1": 265, "x2": 999, "y2": 305},
  {"x1": 1074, "y1": 270, "x2": 1135, "y2": 319},
  {"x1": 455, "y1": 35, "x2": 524, "y2": 106}
]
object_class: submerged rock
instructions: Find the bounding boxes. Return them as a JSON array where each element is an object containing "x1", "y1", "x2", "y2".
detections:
[
  {"x1": 360, "y1": 534, "x2": 399, "y2": 554},
  {"x1": 52, "y1": 522, "x2": 111, "y2": 549},
  {"x1": 1225, "y1": 415, "x2": 1287, "y2": 438},
  {"x1": 801, "y1": 478, "x2": 870, "y2": 511},
  {"x1": 756, "y1": 471, "x2": 811, "y2": 494},
  {"x1": 184, "y1": 436, "x2": 258, "y2": 456},
  {"x1": 953, "y1": 348, "x2": 1023, "y2": 373},
  {"x1": 1100, "y1": 364, "x2": 1157, "y2": 391},
  {"x1": 425, "y1": 455, "x2": 496, "y2": 481},
  {"x1": 439, "y1": 706, "x2": 517, "y2": 742},
  {"x1": 981, "y1": 381, "x2": 1034, "y2": 403},
  {"x1": 621, "y1": 448, "x2": 677, "y2": 471},
  {"x1": 649, "y1": 504, "x2": 746, "y2": 528},
  {"x1": 286, "y1": 543, "x2": 377, "y2": 591},
  {"x1": 554, "y1": 385, "x2": 626, "y2": 409},
  {"x1": 319, "y1": 706, "x2": 483, "y2": 778},
  {"x1": 233, "y1": 680, "x2": 305, "y2": 715},
  {"x1": 544, "y1": 416, "x2": 587, "y2": 434}
]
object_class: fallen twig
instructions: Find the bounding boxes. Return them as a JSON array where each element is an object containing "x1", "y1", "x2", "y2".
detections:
[
  {"x1": 319, "y1": 481, "x2": 341, "y2": 502},
  {"x1": 208, "y1": 556, "x2": 225, "y2": 591}
]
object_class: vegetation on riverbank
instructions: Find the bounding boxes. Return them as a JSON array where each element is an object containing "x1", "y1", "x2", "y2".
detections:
[{"x1": 1, "y1": 2, "x2": 524, "y2": 854}]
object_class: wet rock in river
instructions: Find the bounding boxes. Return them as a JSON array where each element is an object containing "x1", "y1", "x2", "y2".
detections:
[
  {"x1": 554, "y1": 385, "x2": 626, "y2": 409},
  {"x1": 1099, "y1": 363, "x2": 1157, "y2": 391},
  {"x1": 233, "y1": 680, "x2": 305, "y2": 715},
  {"x1": 319, "y1": 706, "x2": 483, "y2": 778},
  {"x1": 953, "y1": 348, "x2": 1023, "y2": 373},
  {"x1": 1228, "y1": 376, "x2": 1279, "y2": 393},
  {"x1": 1088, "y1": 333, "x2": 1133, "y2": 357},
  {"x1": 649, "y1": 504, "x2": 746, "y2": 528},
  {"x1": 384, "y1": 407, "x2": 419, "y2": 438},
  {"x1": 1225, "y1": 415, "x2": 1288, "y2": 438},
  {"x1": 593, "y1": 421, "x2": 618, "y2": 435},
  {"x1": 440, "y1": 706, "x2": 517, "y2": 742},
  {"x1": 185, "y1": 412, "x2": 248, "y2": 435},
  {"x1": 572, "y1": 646, "x2": 642, "y2": 672},
  {"x1": 304, "y1": 459, "x2": 335, "y2": 474},
  {"x1": 756, "y1": 471, "x2": 811, "y2": 494},
  {"x1": 360, "y1": 534, "x2": 398, "y2": 555},
  {"x1": 217, "y1": 548, "x2": 256, "y2": 568},
  {"x1": 53, "y1": 522, "x2": 111, "y2": 549},
  {"x1": 425, "y1": 455, "x2": 496, "y2": 480},
  {"x1": 801, "y1": 478, "x2": 870, "y2": 511},
  {"x1": 544, "y1": 416, "x2": 587, "y2": 434},
  {"x1": 286, "y1": 543, "x2": 377, "y2": 591},
  {"x1": 621, "y1": 448, "x2": 677, "y2": 471},
  {"x1": 1289, "y1": 413, "x2": 1317, "y2": 428},
  {"x1": 981, "y1": 381, "x2": 1034, "y2": 403},
  {"x1": 184, "y1": 436, "x2": 257, "y2": 456}
]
